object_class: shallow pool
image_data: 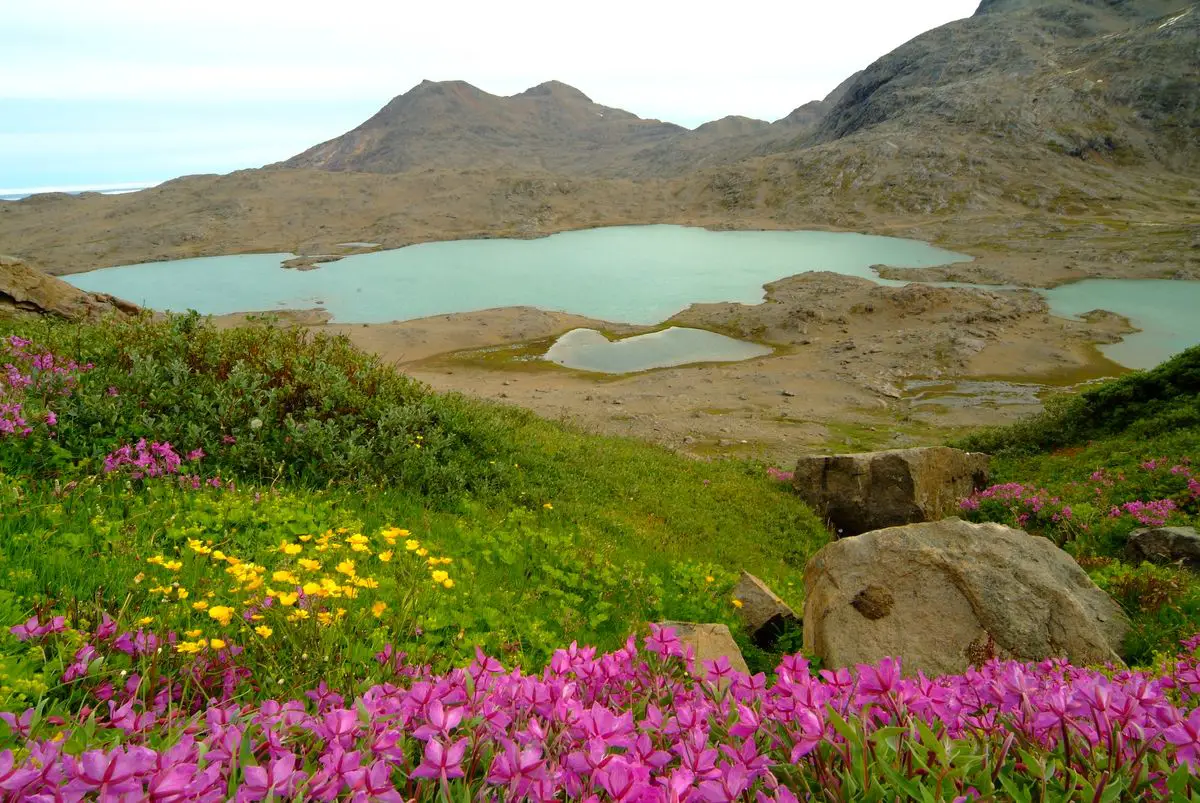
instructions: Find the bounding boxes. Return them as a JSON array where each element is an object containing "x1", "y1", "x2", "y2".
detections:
[{"x1": 543, "y1": 327, "x2": 772, "y2": 373}]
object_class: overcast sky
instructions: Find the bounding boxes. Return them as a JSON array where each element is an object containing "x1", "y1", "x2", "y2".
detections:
[{"x1": 1, "y1": 0, "x2": 980, "y2": 192}]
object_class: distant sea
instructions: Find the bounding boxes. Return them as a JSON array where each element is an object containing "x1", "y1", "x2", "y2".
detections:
[{"x1": 0, "y1": 181, "x2": 159, "y2": 201}]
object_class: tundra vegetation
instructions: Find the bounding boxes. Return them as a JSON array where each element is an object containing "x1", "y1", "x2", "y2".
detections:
[{"x1": 0, "y1": 314, "x2": 1198, "y2": 800}]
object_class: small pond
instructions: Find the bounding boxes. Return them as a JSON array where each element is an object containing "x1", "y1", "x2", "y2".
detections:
[{"x1": 543, "y1": 327, "x2": 772, "y2": 373}]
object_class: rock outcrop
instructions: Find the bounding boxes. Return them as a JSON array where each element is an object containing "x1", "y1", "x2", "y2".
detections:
[
  {"x1": 803, "y1": 518, "x2": 1129, "y2": 676},
  {"x1": 731, "y1": 572, "x2": 800, "y2": 647},
  {"x1": 1127, "y1": 526, "x2": 1200, "y2": 571},
  {"x1": 657, "y1": 621, "x2": 749, "y2": 675},
  {"x1": 792, "y1": 446, "x2": 989, "y2": 536},
  {"x1": 0, "y1": 255, "x2": 137, "y2": 321}
]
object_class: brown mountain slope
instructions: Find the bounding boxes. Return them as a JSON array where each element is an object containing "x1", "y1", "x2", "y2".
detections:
[{"x1": 279, "y1": 79, "x2": 686, "y2": 175}]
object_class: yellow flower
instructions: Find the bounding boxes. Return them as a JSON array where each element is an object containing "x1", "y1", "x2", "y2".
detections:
[
  {"x1": 138, "y1": 616, "x2": 153, "y2": 626},
  {"x1": 378, "y1": 551, "x2": 393, "y2": 563},
  {"x1": 705, "y1": 576, "x2": 714, "y2": 583},
  {"x1": 298, "y1": 559, "x2": 321, "y2": 572},
  {"x1": 187, "y1": 539, "x2": 211, "y2": 555},
  {"x1": 287, "y1": 609, "x2": 310, "y2": 622},
  {"x1": 405, "y1": 539, "x2": 420, "y2": 551},
  {"x1": 208, "y1": 606, "x2": 234, "y2": 626},
  {"x1": 255, "y1": 625, "x2": 273, "y2": 639},
  {"x1": 192, "y1": 601, "x2": 209, "y2": 611},
  {"x1": 277, "y1": 591, "x2": 299, "y2": 607},
  {"x1": 416, "y1": 548, "x2": 428, "y2": 557},
  {"x1": 442, "y1": 578, "x2": 455, "y2": 589},
  {"x1": 133, "y1": 572, "x2": 145, "y2": 584},
  {"x1": 302, "y1": 582, "x2": 322, "y2": 597},
  {"x1": 272, "y1": 570, "x2": 300, "y2": 585},
  {"x1": 279, "y1": 541, "x2": 303, "y2": 555},
  {"x1": 212, "y1": 550, "x2": 226, "y2": 562},
  {"x1": 431, "y1": 570, "x2": 449, "y2": 584},
  {"x1": 185, "y1": 629, "x2": 203, "y2": 638},
  {"x1": 317, "y1": 611, "x2": 333, "y2": 626},
  {"x1": 371, "y1": 601, "x2": 387, "y2": 618},
  {"x1": 162, "y1": 560, "x2": 183, "y2": 571},
  {"x1": 208, "y1": 638, "x2": 227, "y2": 650},
  {"x1": 543, "y1": 502, "x2": 553, "y2": 510},
  {"x1": 299, "y1": 534, "x2": 313, "y2": 542},
  {"x1": 336, "y1": 560, "x2": 356, "y2": 577},
  {"x1": 177, "y1": 588, "x2": 189, "y2": 600},
  {"x1": 147, "y1": 555, "x2": 164, "y2": 566},
  {"x1": 732, "y1": 599, "x2": 744, "y2": 609},
  {"x1": 353, "y1": 576, "x2": 379, "y2": 589},
  {"x1": 176, "y1": 640, "x2": 205, "y2": 654},
  {"x1": 336, "y1": 527, "x2": 349, "y2": 534}
]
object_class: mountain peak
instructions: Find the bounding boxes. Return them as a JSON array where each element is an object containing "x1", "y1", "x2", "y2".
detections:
[{"x1": 516, "y1": 81, "x2": 593, "y2": 103}]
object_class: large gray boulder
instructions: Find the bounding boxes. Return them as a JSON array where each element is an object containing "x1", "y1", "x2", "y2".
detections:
[
  {"x1": 792, "y1": 446, "x2": 989, "y2": 536},
  {"x1": 803, "y1": 518, "x2": 1129, "y2": 676},
  {"x1": 1127, "y1": 526, "x2": 1200, "y2": 571}
]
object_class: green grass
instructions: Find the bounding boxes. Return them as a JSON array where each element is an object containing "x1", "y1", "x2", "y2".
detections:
[{"x1": 0, "y1": 313, "x2": 827, "y2": 697}]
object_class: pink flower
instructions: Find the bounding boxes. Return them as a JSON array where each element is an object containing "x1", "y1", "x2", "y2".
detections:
[{"x1": 410, "y1": 737, "x2": 468, "y2": 782}]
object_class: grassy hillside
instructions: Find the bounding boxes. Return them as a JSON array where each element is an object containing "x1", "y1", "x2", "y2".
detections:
[
  {"x1": 0, "y1": 313, "x2": 824, "y2": 693},
  {"x1": 3, "y1": 316, "x2": 1200, "y2": 799}
]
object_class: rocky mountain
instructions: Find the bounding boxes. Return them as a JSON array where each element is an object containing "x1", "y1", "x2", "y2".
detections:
[{"x1": 280, "y1": 79, "x2": 687, "y2": 175}]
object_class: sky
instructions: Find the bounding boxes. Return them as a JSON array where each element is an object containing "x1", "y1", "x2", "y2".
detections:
[{"x1": 1, "y1": 0, "x2": 980, "y2": 193}]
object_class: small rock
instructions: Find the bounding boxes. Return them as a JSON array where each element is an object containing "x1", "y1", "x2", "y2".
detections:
[
  {"x1": 657, "y1": 621, "x2": 749, "y2": 675},
  {"x1": 1127, "y1": 526, "x2": 1200, "y2": 571},
  {"x1": 732, "y1": 572, "x2": 801, "y2": 647},
  {"x1": 781, "y1": 390, "x2": 796, "y2": 397}
]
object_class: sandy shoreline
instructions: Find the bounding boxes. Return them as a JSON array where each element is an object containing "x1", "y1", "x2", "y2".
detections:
[{"x1": 213, "y1": 271, "x2": 1134, "y2": 464}]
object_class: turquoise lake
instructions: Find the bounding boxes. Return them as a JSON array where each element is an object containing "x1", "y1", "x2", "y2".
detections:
[
  {"x1": 64, "y1": 226, "x2": 970, "y2": 325},
  {"x1": 63, "y1": 225, "x2": 1199, "y2": 370},
  {"x1": 544, "y1": 327, "x2": 773, "y2": 373}
]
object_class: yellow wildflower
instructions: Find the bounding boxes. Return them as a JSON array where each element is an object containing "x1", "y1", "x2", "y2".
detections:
[
  {"x1": 317, "y1": 611, "x2": 333, "y2": 626},
  {"x1": 187, "y1": 539, "x2": 211, "y2": 555},
  {"x1": 371, "y1": 601, "x2": 387, "y2": 618},
  {"x1": 212, "y1": 550, "x2": 226, "y2": 562},
  {"x1": 431, "y1": 570, "x2": 449, "y2": 584},
  {"x1": 272, "y1": 570, "x2": 300, "y2": 585},
  {"x1": 416, "y1": 548, "x2": 428, "y2": 557},
  {"x1": 302, "y1": 581, "x2": 322, "y2": 597},
  {"x1": 277, "y1": 591, "x2": 299, "y2": 607},
  {"x1": 147, "y1": 555, "x2": 164, "y2": 566},
  {"x1": 209, "y1": 638, "x2": 227, "y2": 650},
  {"x1": 255, "y1": 625, "x2": 273, "y2": 639},
  {"x1": 298, "y1": 559, "x2": 321, "y2": 572},
  {"x1": 208, "y1": 606, "x2": 234, "y2": 626},
  {"x1": 133, "y1": 572, "x2": 145, "y2": 584},
  {"x1": 299, "y1": 534, "x2": 313, "y2": 542},
  {"x1": 353, "y1": 576, "x2": 379, "y2": 589},
  {"x1": 185, "y1": 629, "x2": 203, "y2": 638},
  {"x1": 543, "y1": 502, "x2": 553, "y2": 510},
  {"x1": 163, "y1": 560, "x2": 183, "y2": 572},
  {"x1": 176, "y1": 641, "x2": 205, "y2": 654},
  {"x1": 336, "y1": 560, "x2": 356, "y2": 577},
  {"x1": 405, "y1": 539, "x2": 420, "y2": 551},
  {"x1": 442, "y1": 578, "x2": 455, "y2": 589},
  {"x1": 336, "y1": 527, "x2": 349, "y2": 534},
  {"x1": 138, "y1": 616, "x2": 153, "y2": 626},
  {"x1": 177, "y1": 588, "x2": 189, "y2": 600},
  {"x1": 378, "y1": 551, "x2": 393, "y2": 563},
  {"x1": 287, "y1": 609, "x2": 310, "y2": 622},
  {"x1": 705, "y1": 576, "x2": 714, "y2": 583},
  {"x1": 732, "y1": 599, "x2": 744, "y2": 609},
  {"x1": 192, "y1": 601, "x2": 209, "y2": 611},
  {"x1": 279, "y1": 541, "x2": 303, "y2": 555}
]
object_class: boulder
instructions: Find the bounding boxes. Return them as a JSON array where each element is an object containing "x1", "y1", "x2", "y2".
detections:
[
  {"x1": 0, "y1": 255, "x2": 138, "y2": 321},
  {"x1": 732, "y1": 572, "x2": 800, "y2": 647},
  {"x1": 1127, "y1": 526, "x2": 1200, "y2": 571},
  {"x1": 803, "y1": 518, "x2": 1129, "y2": 676},
  {"x1": 792, "y1": 446, "x2": 989, "y2": 536},
  {"x1": 657, "y1": 621, "x2": 749, "y2": 674}
]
